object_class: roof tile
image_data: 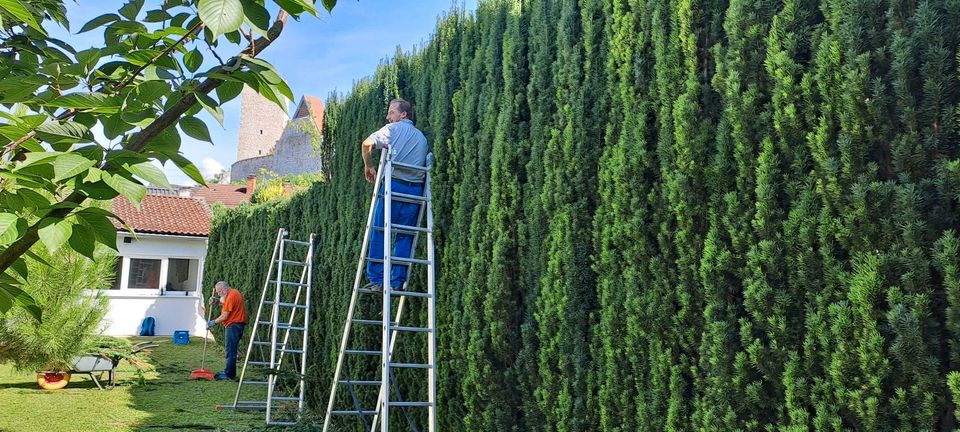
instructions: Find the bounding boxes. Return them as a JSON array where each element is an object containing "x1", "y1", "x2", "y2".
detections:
[{"x1": 112, "y1": 195, "x2": 211, "y2": 237}]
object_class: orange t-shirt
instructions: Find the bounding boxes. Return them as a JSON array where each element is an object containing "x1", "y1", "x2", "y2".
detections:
[{"x1": 222, "y1": 289, "x2": 248, "y2": 327}]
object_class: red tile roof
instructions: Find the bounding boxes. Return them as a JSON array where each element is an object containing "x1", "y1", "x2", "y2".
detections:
[
  {"x1": 112, "y1": 195, "x2": 211, "y2": 237},
  {"x1": 297, "y1": 95, "x2": 325, "y2": 129},
  {"x1": 191, "y1": 184, "x2": 252, "y2": 208}
]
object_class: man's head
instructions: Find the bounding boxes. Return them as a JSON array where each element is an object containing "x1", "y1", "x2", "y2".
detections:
[
  {"x1": 386, "y1": 99, "x2": 412, "y2": 124},
  {"x1": 214, "y1": 281, "x2": 230, "y2": 297}
]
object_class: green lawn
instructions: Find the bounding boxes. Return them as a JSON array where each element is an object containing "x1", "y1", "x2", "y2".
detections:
[{"x1": 0, "y1": 336, "x2": 269, "y2": 432}]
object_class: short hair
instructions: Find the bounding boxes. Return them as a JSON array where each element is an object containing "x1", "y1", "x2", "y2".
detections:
[
  {"x1": 215, "y1": 281, "x2": 229, "y2": 290},
  {"x1": 390, "y1": 98, "x2": 413, "y2": 118}
]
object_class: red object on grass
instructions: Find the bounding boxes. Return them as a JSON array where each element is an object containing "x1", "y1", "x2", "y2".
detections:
[{"x1": 190, "y1": 368, "x2": 215, "y2": 381}]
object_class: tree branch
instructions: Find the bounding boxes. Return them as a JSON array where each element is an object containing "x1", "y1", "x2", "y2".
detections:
[{"x1": 0, "y1": 11, "x2": 291, "y2": 274}]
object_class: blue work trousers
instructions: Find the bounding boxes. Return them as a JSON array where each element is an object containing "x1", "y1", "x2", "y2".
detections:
[
  {"x1": 224, "y1": 323, "x2": 245, "y2": 378},
  {"x1": 367, "y1": 180, "x2": 424, "y2": 288}
]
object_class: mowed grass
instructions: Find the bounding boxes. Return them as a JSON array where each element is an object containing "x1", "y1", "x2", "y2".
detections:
[{"x1": 0, "y1": 336, "x2": 268, "y2": 432}]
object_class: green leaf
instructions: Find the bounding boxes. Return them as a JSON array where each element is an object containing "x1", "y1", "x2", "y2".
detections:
[
  {"x1": 144, "y1": 9, "x2": 172, "y2": 22},
  {"x1": 170, "y1": 153, "x2": 205, "y2": 185},
  {"x1": 215, "y1": 80, "x2": 243, "y2": 103},
  {"x1": 15, "y1": 188, "x2": 50, "y2": 209},
  {"x1": 101, "y1": 114, "x2": 135, "y2": 140},
  {"x1": 76, "y1": 210, "x2": 118, "y2": 251},
  {"x1": 24, "y1": 250, "x2": 52, "y2": 268},
  {"x1": 127, "y1": 161, "x2": 171, "y2": 189},
  {"x1": 102, "y1": 172, "x2": 147, "y2": 207},
  {"x1": 68, "y1": 223, "x2": 97, "y2": 260},
  {"x1": 46, "y1": 92, "x2": 122, "y2": 113},
  {"x1": 77, "y1": 180, "x2": 120, "y2": 200},
  {"x1": 198, "y1": 0, "x2": 244, "y2": 38},
  {"x1": 242, "y1": 0, "x2": 270, "y2": 36},
  {"x1": 0, "y1": 212, "x2": 18, "y2": 240},
  {"x1": 133, "y1": 81, "x2": 171, "y2": 106},
  {"x1": 179, "y1": 116, "x2": 212, "y2": 143},
  {"x1": 119, "y1": 0, "x2": 145, "y2": 20},
  {"x1": 79, "y1": 13, "x2": 121, "y2": 33},
  {"x1": 15, "y1": 151, "x2": 61, "y2": 170},
  {"x1": 35, "y1": 121, "x2": 92, "y2": 145},
  {"x1": 224, "y1": 29, "x2": 241, "y2": 44},
  {"x1": 142, "y1": 127, "x2": 182, "y2": 157},
  {"x1": 0, "y1": 281, "x2": 41, "y2": 321},
  {"x1": 184, "y1": 48, "x2": 203, "y2": 73},
  {"x1": 0, "y1": 0, "x2": 47, "y2": 35},
  {"x1": 38, "y1": 216, "x2": 73, "y2": 253},
  {"x1": 53, "y1": 153, "x2": 96, "y2": 182},
  {"x1": 195, "y1": 92, "x2": 224, "y2": 126},
  {"x1": 321, "y1": 0, "x2": 337, "y2": 13},
  {"x1": 8, "y1": 257, "x2": 27, "y2": 280}
]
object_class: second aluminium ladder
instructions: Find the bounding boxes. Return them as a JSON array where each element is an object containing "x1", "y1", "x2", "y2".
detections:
[
  {"x1": 323, "y1": 145, "x2": 437, "y2": 432},
  {"x1": 220, "y1": 228, "x2": 315, "y2": 426}
]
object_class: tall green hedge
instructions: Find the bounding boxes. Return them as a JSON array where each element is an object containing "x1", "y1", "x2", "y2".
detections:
[{"x1": 204, "y1": 0, "x2": 960, "y2": 429}]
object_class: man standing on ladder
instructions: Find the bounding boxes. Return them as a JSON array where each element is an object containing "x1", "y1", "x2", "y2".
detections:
[{"x1": 360, "y1": 98, "x2": 428, "y2": 293}]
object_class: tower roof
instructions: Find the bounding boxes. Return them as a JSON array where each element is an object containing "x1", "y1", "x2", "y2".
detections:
[{"x1": 293, "y1": 95, "x2": 325, "y2": 129}]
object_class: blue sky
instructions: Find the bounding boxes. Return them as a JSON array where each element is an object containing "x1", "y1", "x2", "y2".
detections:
[{"x1": 54, "y1": 1, "x2": 478, "y2": 185}]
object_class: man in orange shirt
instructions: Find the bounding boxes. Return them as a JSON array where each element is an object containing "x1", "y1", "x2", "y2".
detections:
[{"x1": 208, "y1": 281, "x2": 248, "y2": 380}]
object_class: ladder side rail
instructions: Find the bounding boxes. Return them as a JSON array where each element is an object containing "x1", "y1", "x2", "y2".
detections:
[
  {"x1": 371, "y1": 159, "x2": 430, "y2": 432},
  {"x1": 298, "y1": 234, "x2": 315, "y2": 416},
  {"x1": 425, "y1": 171, "x2": 437, "y2": 432},
  {"x1": 233, "y1": 227, "x2": 286, "y2": 408},
  {"x1": 380, "y1": 149, "x2": 395, "y2": 432},
  {"x1": 272, "y1": 243, "x2": 310, "y2": 393},
  {"x1": 266, "y1": 236, "x2": 288, "y2": 423},
  {"x1": 323, "y1": 152, "x2": 390, "y2": 432}
]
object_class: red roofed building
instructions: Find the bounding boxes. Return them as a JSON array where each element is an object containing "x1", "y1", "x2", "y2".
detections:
[
  {"x1": 100, "y1": 194, "x2": 213, "y2": 337},
  {"x1": 191, "y1": 176, "x2": 258, "y2": 208}
]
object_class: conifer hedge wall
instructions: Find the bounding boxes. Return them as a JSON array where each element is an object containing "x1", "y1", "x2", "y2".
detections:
[{"x1": 204, "y1": 0, "x2": 960, "y2": 429}]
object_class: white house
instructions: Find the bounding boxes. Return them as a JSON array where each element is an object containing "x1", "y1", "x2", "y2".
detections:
[{"x1": 99, "y1": 193, "x2": 212, "y2": 337}]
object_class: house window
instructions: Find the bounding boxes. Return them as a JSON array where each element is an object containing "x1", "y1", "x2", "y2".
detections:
[
  {"x1": 128, "y1": 259, "x2": 161, "y2": 289},
  {"x1": 165, "y1": 258, "x2": 199, "y2": 292},
  {"x1": 110, "y1": 259, "x2": 122, "y2": 290}
]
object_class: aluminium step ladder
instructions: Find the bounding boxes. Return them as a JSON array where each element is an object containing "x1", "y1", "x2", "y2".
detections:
[
  {"x1": 323, "y1": 145, "x2": 437, "y2": 432},
  {"x1": 219, "y1": 228, "x2": 315, "y2": 426}
]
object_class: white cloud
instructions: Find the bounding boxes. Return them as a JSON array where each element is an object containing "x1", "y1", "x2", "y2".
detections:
[{"x1": 200, "y1": 158, "x2": 225, "y2": 178}]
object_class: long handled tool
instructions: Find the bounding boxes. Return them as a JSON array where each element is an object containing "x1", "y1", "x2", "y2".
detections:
[{"x1": 190, "y1": 287, "x2": 216, "y2": 381}]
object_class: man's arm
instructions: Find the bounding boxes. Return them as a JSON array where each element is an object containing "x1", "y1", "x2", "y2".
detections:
[
  {"x1": 213, "y1": 310, "x2": 231, "y2": 325},
  {"x1": 362, "y1": 136, "x2": 376, "y2": 182}
]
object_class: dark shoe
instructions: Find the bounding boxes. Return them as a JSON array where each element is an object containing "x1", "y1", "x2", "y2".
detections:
[{"x1": 214, "y1": 372, "x2": 231, "y2": 381}]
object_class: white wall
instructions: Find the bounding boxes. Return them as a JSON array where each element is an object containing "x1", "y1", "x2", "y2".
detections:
[
  {"x1": 100, "y1": 295, "x2": 210, "y2": 337},
  {"x1": 99, "y1": 233, "x2": 211, "y2": 337}
]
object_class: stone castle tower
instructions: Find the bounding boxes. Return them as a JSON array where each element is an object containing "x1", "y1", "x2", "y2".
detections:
[
  {"x1": 235, "y1": 86, "x2": 288, "y2": 161},
  {"x1": 230, "y1": 86, "x2": 326, "y2": 182}
]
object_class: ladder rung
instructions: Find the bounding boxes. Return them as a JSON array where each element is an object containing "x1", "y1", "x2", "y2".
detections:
[
  {"x1": 390, "y1": 290, "x2": 432, "y2": 298},
  {"x1": 281, "y1": 348, "x2": 304, "y2": 354},
  {"x1": 390, "y1": 325, "x2": 433, "y2": 333},
  {"x1": 268, "y1": 280, "x2": 310, "y2": 287},
  {"x1": 390, "y1": 362, "x2": 433, "y2": 369},
  {"x1": 339, "y1": 380, "x2": 381, "y2": 385},
  {"x1": 391, "y1": 161, "x2": 429, "y2": 172},
  {"x1": 372, "y1": 224, "x2": 432, "y2": 234},
  {"x1": 380, "y1": 191, "x2": 428, "y2": 203},
  {"x1": 271, "y1": 396, "x2": 300, "y2": 401},
  {"x1": 364, "y1": 257, "x2": 430, "y2": 266},
  {"x1": 241, "y1": 380, "x2": 269, "y2": 385},
  {"x1": 388, "y1": 401, "x2": 434, "y2": 408},
  {"x1": 351, "y1": 319, "x2": 395, "y2": 326},
  {"x1": 332, "y1": 410, "x2": 375, "y2": 416},
  {"x1": 265, "y1": 300, "x2": 309, "y2": 309},
  {"x1": 236, "y1": 400, "x2": 267, "y2": 406},
  {"x1": 346, "y1": 349, "x2": 382, "y2": 356},
  {"x1": 247, "y1": 361, "x2": 272, "y2": 366},
  {"x1": 283, "y1": 239, "x2": 311, "y2": 246},
  {"x1": 277, "y1": 324, "x2": 306, "y2": 331},
  {"x1": 268, "y1": 421, "x2": 297, "y2": 426},
  {"x1": 253, "y1": 341, "x2": 272, "y2": 346},
  {"x1": 390, "y1": 256, "x2": 431, "y2": 265},
  {"x1": 276, "y1": 259, "x2": 307, "y2": 266}
]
